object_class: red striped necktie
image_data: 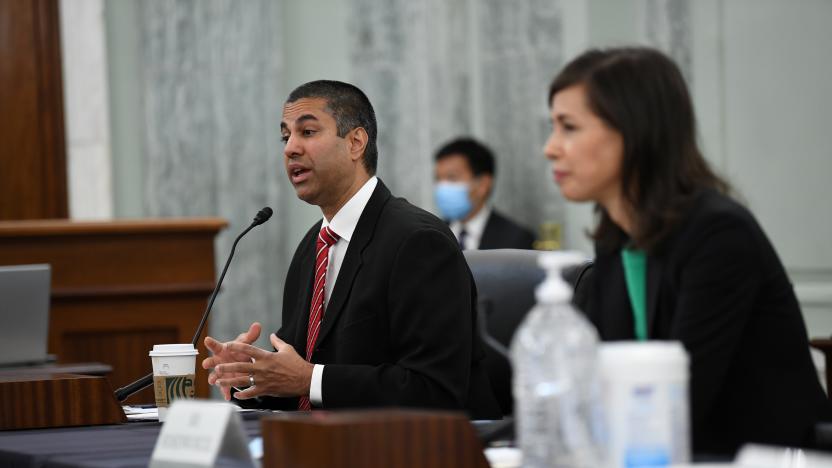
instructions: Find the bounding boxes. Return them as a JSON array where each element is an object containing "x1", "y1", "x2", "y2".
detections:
[{"x1": 298, "y1": 225, "x2": 340, "y2": 411}]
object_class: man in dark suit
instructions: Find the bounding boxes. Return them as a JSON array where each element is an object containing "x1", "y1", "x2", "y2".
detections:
[
  {"x1": 202, "y1": 80, "x2": 500, "y2": 419},
  {"x1": 433, "y1": 138, "x2": 536, "y2": 250}
]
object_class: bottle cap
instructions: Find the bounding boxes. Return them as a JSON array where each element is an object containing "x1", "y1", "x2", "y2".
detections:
[{"x1": 535, "y1": 250, "x2": 587, "y2": 303}]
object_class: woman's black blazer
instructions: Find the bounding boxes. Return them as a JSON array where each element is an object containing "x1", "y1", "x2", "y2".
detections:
[{"x1": 581, "y1": 190, "x2": 831, "y2": 454}]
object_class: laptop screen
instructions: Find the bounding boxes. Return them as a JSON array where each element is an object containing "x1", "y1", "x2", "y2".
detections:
[{"x1": 0, "y1": 264, "x2": 51, "y2": 366}]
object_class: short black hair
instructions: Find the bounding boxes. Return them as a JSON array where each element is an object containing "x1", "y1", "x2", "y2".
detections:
[
  {"x1": 434, "y1": 137, "x2": 496, "y2": 177},
  {"x1": 286, "y1": 80, "x2": 378, "y2": 174}
]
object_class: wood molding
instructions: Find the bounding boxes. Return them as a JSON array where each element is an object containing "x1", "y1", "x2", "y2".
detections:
[
  {"x1": 52, "y1": 282, "x2": 216, "y2": 299},
  {"x1": 0, "y1": 218, "x2": 228, "y2": 236}
]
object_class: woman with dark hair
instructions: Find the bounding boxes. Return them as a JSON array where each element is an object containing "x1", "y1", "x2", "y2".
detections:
[{"x1": 544, "y1": 47, "x2": 830, "y2": 455}]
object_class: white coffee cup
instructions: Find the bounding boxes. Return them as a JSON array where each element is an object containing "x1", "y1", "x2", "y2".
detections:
[{"x1": 149, "y1": 343, "x2": 198, "y2": 422}]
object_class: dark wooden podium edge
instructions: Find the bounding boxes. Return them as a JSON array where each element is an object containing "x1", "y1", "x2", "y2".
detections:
[
  {"x1": 261, "y1": 409, "x2": 490, "y2": 468},
  {"x1": 0, "y1": 374, "x2": 127, "y2": 430}
]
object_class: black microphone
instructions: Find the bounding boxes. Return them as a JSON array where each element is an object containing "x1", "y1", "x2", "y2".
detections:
[{"x1": 114, "y1": 207, "x2": 274, "y2": 402}]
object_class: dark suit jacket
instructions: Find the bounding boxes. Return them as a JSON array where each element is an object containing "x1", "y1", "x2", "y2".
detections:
[
  {"x1": 479, "y1": 210, "x2": 535, "y2": 250},
  {"x1": 583, "y1": 190, "x2": 831, "y2": 454},
  {"x1": 252, "y1": 180, "x2": 501, "y2": 419}
]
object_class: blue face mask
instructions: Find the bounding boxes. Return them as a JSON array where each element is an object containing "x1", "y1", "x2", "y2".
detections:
[{"x1": 434, "y1": 182, "x2": 472, "y2": 221}]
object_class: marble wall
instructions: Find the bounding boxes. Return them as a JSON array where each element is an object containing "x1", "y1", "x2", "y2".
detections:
[
  {"x1": 347, "y1": 0, "x2": 566, "y2": 241},
  {"x1": 83, "y1": 1, "x2": 830, "y2": 373},
  {"x1": 100, "y1": 0, "x2": 696, "y2": 342},
  {"x1": 345, "y1": 0, "x2": 694, "y2": 251},
  {"x1": 137, "y1": 0, "x2": 289, "y2": 343},
  {"x1": 638, "y1": 0, "x2": 692, "y2": 82},
  {"x1": 59, "y1": 0, "x2": 113, "y2": 219}
]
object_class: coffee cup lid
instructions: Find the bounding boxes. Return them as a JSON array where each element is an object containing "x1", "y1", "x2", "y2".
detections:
[{"x1": 149, "y1": 343, "x2": 198, "y2": 357}]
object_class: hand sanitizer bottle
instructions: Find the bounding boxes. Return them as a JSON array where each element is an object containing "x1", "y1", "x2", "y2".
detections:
[{"x1": 511, "y1": 251, "x2": 604, "y2": 468}]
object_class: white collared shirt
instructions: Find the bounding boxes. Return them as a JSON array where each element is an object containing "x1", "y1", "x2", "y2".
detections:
[
  {"x1": 449, "y1": 205, "x2": 491, "y2": 250},
  {"x1": 309, "y1": 176, "x2": 378, "y2": 405}
]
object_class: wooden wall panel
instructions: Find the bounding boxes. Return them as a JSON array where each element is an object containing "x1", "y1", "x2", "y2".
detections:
[
  {"x1": 0, "y1": 218, "x2": 226, "y2": 404},
  {"x1": 61, "y1": 327, "x2": 179, "y2": 405},
  {"x1": 0, "y1": 0, "x2": 68, "y2": 220}
]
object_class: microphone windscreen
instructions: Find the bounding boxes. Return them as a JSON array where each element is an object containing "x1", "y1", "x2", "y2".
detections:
[{"x1": 253, "y1": 206, "x2": 273, "y2": 226}]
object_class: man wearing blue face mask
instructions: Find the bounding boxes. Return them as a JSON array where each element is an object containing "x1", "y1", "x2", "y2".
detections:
[{"x1": 433, "y1": 138, "x2": 536, "y2": 250}]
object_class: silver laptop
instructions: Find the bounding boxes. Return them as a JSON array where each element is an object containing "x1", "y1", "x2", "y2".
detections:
[{"x1": 0, "y1": 264, "x2": 51, "y2": 366}]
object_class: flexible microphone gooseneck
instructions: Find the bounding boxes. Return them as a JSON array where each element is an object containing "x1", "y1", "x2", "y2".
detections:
[{"x1": 114, "y1": 207, "x2": 274, "y2": 402}]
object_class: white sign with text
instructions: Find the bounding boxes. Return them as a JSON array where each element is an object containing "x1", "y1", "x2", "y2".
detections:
[{"x1": 149, "y1": 400, "x2": 254, "y2": 468}]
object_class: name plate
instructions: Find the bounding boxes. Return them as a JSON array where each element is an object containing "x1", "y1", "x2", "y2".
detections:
[{"x1": 149, "y1": 399, "x2": 253, "y2": 468}]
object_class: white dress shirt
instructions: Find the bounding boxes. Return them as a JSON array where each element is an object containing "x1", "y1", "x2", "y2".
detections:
[
  {"x1": 450, "y1": 205, "x2": 491, "y2": 250},
  {"x1": 308, "y1": 176, "x2": 378, "y2": 405}
]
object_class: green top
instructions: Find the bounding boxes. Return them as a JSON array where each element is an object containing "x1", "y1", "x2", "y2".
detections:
[{"x1": 621, "y1": 248, "x2": 648, "y2": 341}]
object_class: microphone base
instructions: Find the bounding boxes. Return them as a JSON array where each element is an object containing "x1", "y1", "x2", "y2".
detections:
[{"x1": 114, "y1": 372, "x2": 154, "y2": 402}]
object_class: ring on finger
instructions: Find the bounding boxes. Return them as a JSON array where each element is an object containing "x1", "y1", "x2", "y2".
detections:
[{"x1": 249, "y1": 373, "x2": 256, "y2": 387}]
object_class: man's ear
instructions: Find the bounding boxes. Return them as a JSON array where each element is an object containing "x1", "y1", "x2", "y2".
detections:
[
  {"x1": 475, "y1": 173, "x2": 494, "y2": 200},
  {"x1": 347, "y1": 127, "x2": 368, "y2": 163}
]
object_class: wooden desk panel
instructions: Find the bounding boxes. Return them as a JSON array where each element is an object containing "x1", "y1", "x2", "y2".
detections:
[
  {"x1": 0, "y1": 374, "x2": 126, "y2": 430},
  {"x1": 261, "y1": 410, "x2": 490, "y2": 468},
  {"x1": 0, "y1": 218, "x2": 226, "y2": 404}
]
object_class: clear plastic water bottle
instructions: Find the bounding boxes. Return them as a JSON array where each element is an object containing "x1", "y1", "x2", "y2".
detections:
[{"x1": 511, "y1": 251, "x2": 603, "y2": 468}]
